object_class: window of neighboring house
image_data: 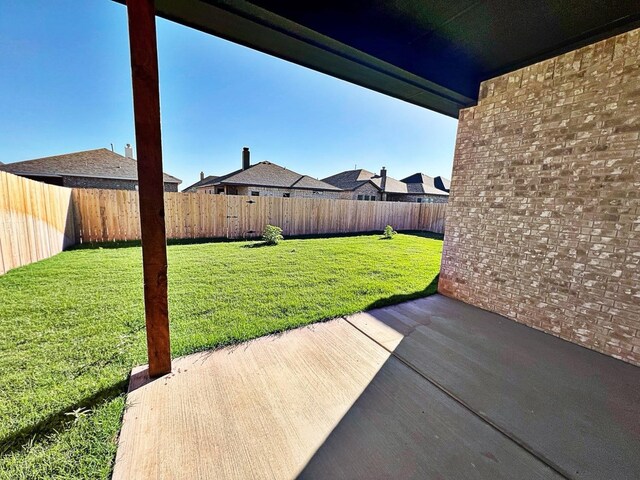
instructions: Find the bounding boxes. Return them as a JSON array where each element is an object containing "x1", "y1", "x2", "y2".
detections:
[
  {"x1": 283, "y1": 193, "x2": 290, "y2": 198},
  {"x1": 357, "y1": 194, "x2": 364, "y2": 200},
  {"x1": 251, "y1": 191, "x2": 260, "y2": 196},
  {"x1": 416, "y1": 198, "x2": 423, "y2": 203},
  {"x1": 370, "y1": 196, "x2": 376, "y2": 201},
  {"x1": 216, "y1": 188, "x2": 224, "y2": 194}
]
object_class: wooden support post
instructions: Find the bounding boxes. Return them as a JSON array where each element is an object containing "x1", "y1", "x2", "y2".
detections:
[{"x1": 127, "y1": 0, "x2": 171, "y2": 377}]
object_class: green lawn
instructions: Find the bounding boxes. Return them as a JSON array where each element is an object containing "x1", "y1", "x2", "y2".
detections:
[{"x1": 0, "y1": 233, "x2": 442, "y2": 479}]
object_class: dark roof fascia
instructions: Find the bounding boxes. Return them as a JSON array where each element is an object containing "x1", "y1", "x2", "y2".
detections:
[
  {"x1": 4, "y1": 171, "x2": 63, "y2": 179},
  {"x1": 3, "y1": 170, "x2": 180, "y2": 183},
  {"x1": 114, "y1": 0, "x2": 472, "y2": 117}
]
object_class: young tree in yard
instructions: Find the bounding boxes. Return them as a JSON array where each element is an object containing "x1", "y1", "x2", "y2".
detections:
[
  {"x1": 262, "y1": 225, "x2": 284, "y2": 245},
  {"x1": 382, "y1": 225, "x2": 397, "y2": 239}
]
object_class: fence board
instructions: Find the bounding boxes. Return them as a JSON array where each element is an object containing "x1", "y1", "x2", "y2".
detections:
[
  {"x1": 0, "y1": 171, "x2": 75, "y2": 274},
  {"x1": 72, "y1": 190, "x2": 446, "y2": 243},
  {"x1": 1, "y1": 176, "x2": 446, "y2": 274}
]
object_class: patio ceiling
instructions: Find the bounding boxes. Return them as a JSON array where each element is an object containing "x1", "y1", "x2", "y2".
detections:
[{"x1": 115, "y1": 0, "x2": 640, "y2": 117}]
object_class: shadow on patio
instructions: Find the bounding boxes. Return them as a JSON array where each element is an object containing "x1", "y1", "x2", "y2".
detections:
[{"x1": 113, "y1": 295, "x2": 640, "y2": 479}]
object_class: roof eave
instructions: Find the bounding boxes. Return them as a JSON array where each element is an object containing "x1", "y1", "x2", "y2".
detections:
[
  {"x1": 2, "y1": 170, "x2": 181, "y2": 183},
  {"x1": 113, "y1": 0, "x2": 472, "y2": 118}
]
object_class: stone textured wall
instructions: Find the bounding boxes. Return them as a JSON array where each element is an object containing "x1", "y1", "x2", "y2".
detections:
[
  {"x1": 439, "y1": 28, "x2": 640, "y2": 366},
  {"x1": 62, "y1": 176, "x2": 178, "y2": 192},
  {"x1": 340, "y1": 183, "x2": 382, "y2": 200}
]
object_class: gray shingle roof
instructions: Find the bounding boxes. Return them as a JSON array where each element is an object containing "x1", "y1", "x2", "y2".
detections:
[
  {"x1": 198, "y1": 161, "x2": 341, "y2": 191},
  {"x1": 370, "y1": 176, "x2": 408, "y2": 194},
  {"x1": 436, "y1": 176, "x2": 450, "y2": 191},
  {"x1": 322, "y1": 169, "x2": 409, "y2": 194},
  {"x1": 405, "y1": 182, "x2": 449, "y2": 196},
  {"x1": 182, "y1": 175, "x2": 219, "y2": 192},
  {"x1": 321, "y1": 169, "x2": 376, "y2": 190},
  {"x1": 401, "y1": 172, "x2": 450, "y2": 195},
  {"x1": 0, "y1": 148, "x2": 181, "y2": 184}
]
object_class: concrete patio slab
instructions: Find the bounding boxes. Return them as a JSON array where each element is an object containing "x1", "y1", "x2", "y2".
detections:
[
  {"x1": 113, "y1": 295, "x2": 640, "y2": 479},
  {"x1": 348, "y1": 295, "x2": 640, "y2": 479},
  {"x1": 113, "y1": 319, "x2": 391, "y2": 479}
]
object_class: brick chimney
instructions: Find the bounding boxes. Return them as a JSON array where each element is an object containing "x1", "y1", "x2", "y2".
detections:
[
  {"x1": 380, "y1": 167, "x2": 387, "y2": 190},
  {"x1": 380, "y1": 167, "x2": 387, "y2": 201},
  {"x1": 200, "y1": 171, "x2": 204, "y2": 181},
  {"x1": 242, "y1": 147, "x2": 250, "y2": 170}
]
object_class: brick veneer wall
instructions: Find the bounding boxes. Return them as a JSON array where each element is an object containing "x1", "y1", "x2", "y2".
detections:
[
  {"x1": 439, "y1": 28, "x2": 640, "y2": 366},
  {"x1": 340, "y1": 183, "x2": 382, "y2": 200}
]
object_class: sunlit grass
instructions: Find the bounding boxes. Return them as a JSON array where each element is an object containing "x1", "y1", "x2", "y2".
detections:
[{"x1": 0, "y1": 233, "x2": 442, "y2": 478}]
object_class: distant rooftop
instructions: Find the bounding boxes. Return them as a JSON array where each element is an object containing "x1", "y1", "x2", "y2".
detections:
[
  {"x1": 183, "y1": 175, "x2": 220, "y2": 192},
  {"x1": 402, "y1": 173, "x2": 450, "y2": 194},
  {"x1": 198, "y1": 161, "x2": 341, "y2": 191},
  {"x1": 322, "y1": 169, "x2": 409, "y2": 193},
  {"x1": 323, "y1": 169, "x2": 449, "y2": 196},
  {"x1": 0, "y1": 149, "x2": 181, "y2": 184}
]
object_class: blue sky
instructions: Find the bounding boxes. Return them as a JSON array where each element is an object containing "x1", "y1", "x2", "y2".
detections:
[{"x1": 0, "y1": 0, "x2": 458, "y2": 188}]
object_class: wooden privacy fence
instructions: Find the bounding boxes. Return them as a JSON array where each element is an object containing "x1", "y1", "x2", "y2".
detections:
[
  {"x1": 0, "y1": 171, "x2": 75, "y2": 274},
  {"x1": 0, "y1": 170, "x2": 446, "y2": 273},
  {"x1": 72, "y1": 189, "x2": 446, "y2": 243}
]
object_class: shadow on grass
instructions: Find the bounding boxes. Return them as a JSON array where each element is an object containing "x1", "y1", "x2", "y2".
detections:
[
  {"x1": 68, "y1": 230, "x2": 444, "y2": 250},
  {"x1": 0, "y1": 379, "x2": 129, "y2": 456},
  {"x1": 242, "y1": 241, "x2": 273, "y2": 249},
  {"x1": 282, "y1": 230, "x2": 443, "y2": 242},
  {"x1": 68, "y1": 237, "x2": 232, "y2": 250},
  {"x1": 366, "y1": 274, "x2": 439, "y2": 310}
]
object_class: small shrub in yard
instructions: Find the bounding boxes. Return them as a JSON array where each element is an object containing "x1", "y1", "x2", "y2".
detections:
[
  {"x1": 262, "y1": 224, "x2": 284, "y2": 245},
  {"x1": 382, "y1": 225, "x2": 397, "y2": 239}
]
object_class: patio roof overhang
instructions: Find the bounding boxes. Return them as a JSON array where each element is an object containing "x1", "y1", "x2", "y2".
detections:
[
  {"x1": 118, "y1": 0, "x2": 640, "y2": 376},
  {"x1": 116, "y1": 0, "x2": 640, "y2": 118}
]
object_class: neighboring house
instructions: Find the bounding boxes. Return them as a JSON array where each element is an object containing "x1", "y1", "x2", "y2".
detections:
[
  {"x1": 402, "y1": 173, "x2": 450, "y2": 193},
  {"x1": 323, "y1": 168, "x2": 449, "y2": 203},
  {"x1": 400, "y1": 173, "x2": 450, "y2": 203},
  {"x1": 195, "y1": 148, "x2": 342, "y2": 198},
  {"x1": 0, "y1": 147, "x2": 181, "y2": 191},
  {"x1": 182, "y1": 172, "x2": 219, "y2": 193},
  {"x1": 321, "y1": 169, "x2": 386, "y2": 201}
]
